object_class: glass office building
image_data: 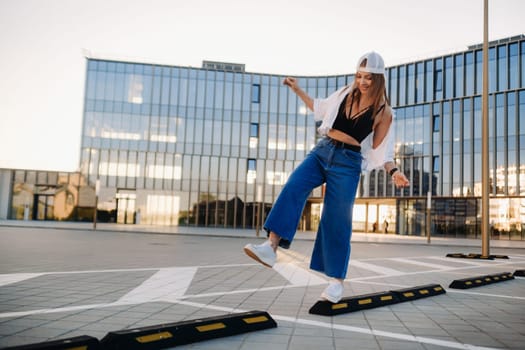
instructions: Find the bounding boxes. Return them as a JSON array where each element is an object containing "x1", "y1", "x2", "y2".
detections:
[{"x1": 5, "y1": 35, "x2": 525, "y2": 240}]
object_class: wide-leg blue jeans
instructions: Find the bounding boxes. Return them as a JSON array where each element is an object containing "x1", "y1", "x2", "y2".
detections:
[{"x1": 263, "y1": 137, "x2": 362, "y2": 279}]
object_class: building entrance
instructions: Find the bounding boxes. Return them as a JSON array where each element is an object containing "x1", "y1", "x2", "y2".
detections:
[
  {"x1": 32, "y1": 194, "x2": 54, "y2": 220},
  {"x1": 353, "y1": 198, "x2": 397, "y2": 233},
  {"x1": 116, "y1": 190, "x2": 136, "y2": 224}
]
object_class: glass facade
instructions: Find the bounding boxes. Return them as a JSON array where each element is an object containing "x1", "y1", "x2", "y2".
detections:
[
  {"x1": 79, "y1": 60, "x2": 335, "y2": 227},
  {"x1": 375, "y1": 35, "x2": 525, "y2": 239},
  {"x1": 5, "y1": 35, "x2": 525, "y2": 240},
  {"x1": 8, "y1": 170, "x2": 91, "y2": 222}
]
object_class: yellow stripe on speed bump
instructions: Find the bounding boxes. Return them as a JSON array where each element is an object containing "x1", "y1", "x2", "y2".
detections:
[
  {"x1": 391, "y1": 284, "x2": 446, "y2": 302},
  {"x1": 332, "y1": 303, "x2": 348, "y2": 310},
  {"x1": 100, "y1": 310, "x2": 277, "y2": 349},
  {"x1": 136, "y1": 331, "x2": 173, "y2": 343},
  {"x1": 243, "y1": 315, "x2": 269, "y2": 324},
  {"x1": 196, "y1": 322, "x2": 226, "y2": 332}
]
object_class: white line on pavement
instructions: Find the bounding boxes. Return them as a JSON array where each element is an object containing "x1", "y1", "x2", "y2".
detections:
[
  {"x1": 175, "y1": 300, "x2": 502, "y2": 350},
  {"x1": 350, "y1": 259, "x2": 523, "y2": 281},
  {"x1": 349, "y1": 260, "x2": 403, "y2": 276},
  {"x1": 273, "y1": 262, "x2": 326, "y2": 286},
  {"x1": 0, "y1": 273, "x2": 45, "y2": 287},
  {"x1": 426, "y1": 256, "x2": 489, "y2": 266},
  {"x1": 171, "y1": 284, "x2": 301, "y2": 300},
  {"x1": 350, "y1": 280, "x2": 407, "y2": 288},
  {"x1": 40, "y1": 264, "x2": 259, "y2": 275},
  {"x1": 447, "y1": 289, "x2": 525, "y2": 300},
  {"x1": 389, "y1": 257, "x2": 452, "y2": 269},
  {"x1": 0, "y1": 301, "x2": 137, "y2": 319},
  {"x1": 118, "y1": 267, "x2": 197, "y2": 303}
]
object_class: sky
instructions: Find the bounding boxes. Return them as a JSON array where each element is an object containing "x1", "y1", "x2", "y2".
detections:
[{"x1": 0, "y1": 0, "x2": 523, "y2": 172}]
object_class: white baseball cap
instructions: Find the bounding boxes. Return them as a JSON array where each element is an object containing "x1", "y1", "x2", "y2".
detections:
[{"x1": 356, "y1": 51, "x2": 385, "y2": 75}]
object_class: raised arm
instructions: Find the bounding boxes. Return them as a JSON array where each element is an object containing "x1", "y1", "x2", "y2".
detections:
[{"x1": 283, "y1": 77, "x2": 314, "y2": 111}]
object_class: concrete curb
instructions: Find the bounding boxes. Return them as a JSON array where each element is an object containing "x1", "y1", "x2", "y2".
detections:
[{"x1": 1, "y1": 220, "x2": 524, "y2": 249}]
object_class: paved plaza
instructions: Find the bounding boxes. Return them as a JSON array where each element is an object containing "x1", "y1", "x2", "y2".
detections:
[{"x1": 0, "y1": 223, "x2": 524, "y2": 349}]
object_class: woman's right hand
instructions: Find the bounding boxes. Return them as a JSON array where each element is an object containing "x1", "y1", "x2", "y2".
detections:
[{"x1": 283, "y1": 77, "x2": 298, "y2": 90}]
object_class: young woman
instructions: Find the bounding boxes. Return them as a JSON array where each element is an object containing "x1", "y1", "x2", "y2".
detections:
[{"x1": 244, "y1": 52, "x2": 409, "y2": 303}]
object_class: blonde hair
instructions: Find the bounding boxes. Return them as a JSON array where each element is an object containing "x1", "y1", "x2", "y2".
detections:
[{"x1": 350, "y1": 59, "x2": 390, "y2": 128}]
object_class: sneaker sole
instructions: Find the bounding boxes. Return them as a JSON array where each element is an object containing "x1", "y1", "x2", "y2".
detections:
[
  {"x1": 243, "y1": 247, "x2": 274, "y2": 268},
  {"x1": 320, "y1": 292, "x2": 342, "y2": 304}
]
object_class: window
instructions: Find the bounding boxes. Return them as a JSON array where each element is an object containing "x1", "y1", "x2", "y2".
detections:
[
  {"x1": 433, "y1": 115, "x2": 440, "y2": 133},
  {"x1": 250, "y1": 123, "x2": 259, "y2": 138},
  {"x1": 497, "y1": 45, "x2": 507, "y2": 91},
  {"x1": 251, "y1": 84, "x2": 261, "y2": 103},
  {"x1": 489, "y1": 47, "x2": 497, "y2": 93},
  {"x1": 433, "y1": 156, "x2": 440, "y2": 173},
  {"x1": 389, "y1": 67, "x2": 398, "y2": 106},
  {"x1": 475, "y1": 50, "x2": 483, "y2": 94},
  {"x1": 434, "y1": 69, "x2": 442, "y2": 92},
  {"x1": 249, "y1": 123, "x2": 259, "y2": 148},
  {"x1": 509, "y1": 43, "x2": 518, "y2": 89},
  {"x1": 248, "y1": 158, "x2": 256, "y2": 171},
  {"x1": 416, "y1": 62, "x2": 424, "y2": 103},
  {"x1": 454, "y1": 54, "x2": 464, "y2": 97},
  {"x1": 445, "y1": 56, "x2": 453, "y2": 99},
  {"x1": 522, "y1": 42, "x2": 525, "y2": 88},
  {"x1": 424, "y1": 61, "x2": 433, "y2": 104},
  {"x1": 407, "y1": 64, "x2": 415, "y2": 104},
  {"x1": 398, "y1": 66, "x2": 406, "y2": 105},
  {"x1": 465, "y1": 52, "x2": 474, "y2": 95},
  {"x1": 247, "y1": 158, "x2": 257, "y2": 184},
  {"x1": 434, "y1": 58, "x2": 443, "y2": 101}
]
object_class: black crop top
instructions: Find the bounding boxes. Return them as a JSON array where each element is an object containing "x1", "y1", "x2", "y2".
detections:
[{"x1": 331, "y1": 94, "x2": 385, "y2": 143}]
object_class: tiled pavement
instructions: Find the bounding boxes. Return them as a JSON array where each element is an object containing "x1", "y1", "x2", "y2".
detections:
[{"x1": 0, "y1": 224, "x2": 524, "y2": 349}]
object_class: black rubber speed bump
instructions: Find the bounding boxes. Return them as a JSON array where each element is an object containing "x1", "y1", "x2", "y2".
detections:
[
  {"x1": 100, "y1": 310, "x2": 276, "y2": 349},
  {"x1": 446, "y1": 253, "x2": 493, "y2": 260},
  {"x1": 514, "y1": 269, "x2": 525, "y2": 277},
  {"x1": 490, "y1": 254, "x2": 510, "y2": 259},
  {"x1": 1, "y1": 335, "x2": 100, "y2": 349},
  {"x1": 309, "y1": 284, "x2": 447, "y2": 316},
  {"x1": 449, "y1": 272, "x2": 515, "y2": 289},
  {"x1": 309, "y1": 291, "x2": 399, "y2": 315},
  {"x1": 391, "y1": 284, "x2": 446, "y2": 302},
  {"x1": 446, "y1": 253, "x2": 509, "y2": 260},
  {"x1": 446, "y1": 253, "x2": 468, "y2": 258}
]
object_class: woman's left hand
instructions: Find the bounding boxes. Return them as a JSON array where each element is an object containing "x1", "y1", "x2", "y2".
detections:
[{"x1": 392, "y1": 171, "x2": 410, "y2": 188}]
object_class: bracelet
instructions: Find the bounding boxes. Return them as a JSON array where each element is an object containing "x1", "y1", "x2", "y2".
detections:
[{"x1": 389, "y1": 167, "x2": 399, "y2": 177}]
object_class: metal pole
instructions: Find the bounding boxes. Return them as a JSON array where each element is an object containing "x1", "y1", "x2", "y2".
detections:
[
  {"x1": 365, "y1": 202, "x2": 369, "y2": 233},
  {"x1": 93, "y1": 179, "x2": 100, "y2": 230},
  {"x1": 426, "y1": 191, "x2": 431, "y2": 244},
  {"x1": 256, "y1": 185, "x2": 262, "y2": 237},
  {"x1": 481, "y1": 0, "x2": 490, "y2": 257}
]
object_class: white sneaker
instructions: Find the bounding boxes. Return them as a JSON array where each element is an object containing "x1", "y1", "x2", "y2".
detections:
[
  {"x1": 321, "y1": 280, "x2": 344, "y2": 303},
  {"x1": 243, "y1": 241, "x2": 276, "y2": 268}
]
